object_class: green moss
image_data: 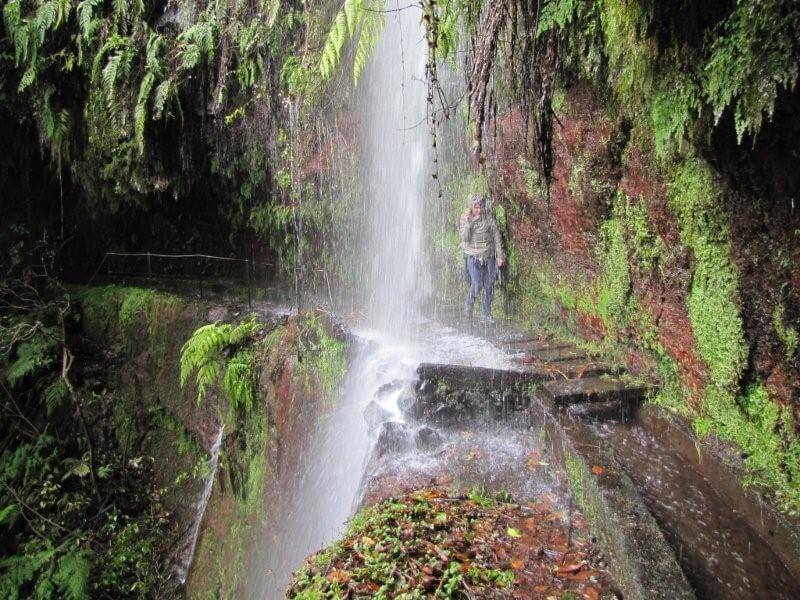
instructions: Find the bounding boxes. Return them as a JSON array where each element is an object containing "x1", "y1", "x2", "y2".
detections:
[
  {"x1": 299, "y1": 313, "x2": 347, "y2": 403},
  {"x1": 697, "y1": 384, "x2": 800, "y2": 512},
  {"x1": 667, "y1": 158, "x2": 747, "y2": 391},
  {"x1": 649, "y1": 70, "x2": 700, "y2": 158},
  {"x1": 518, "y1": 155, "x2": 547, "y2": 199},
  {"x1": 75, "y1": 285, "x2": 185, "y2": 361},
  {"x1": 598, "y1": 0, "x2": 654, "y2": 103},
  {"x1": 596, "y1": 210, "x2": 632, "y2": 333},
  {"x1": 773, "y1": 304, "x2": 799, "y2": 360},
  {"x1": 622, "y1": 195, "x2": 663, "y2": 272}
]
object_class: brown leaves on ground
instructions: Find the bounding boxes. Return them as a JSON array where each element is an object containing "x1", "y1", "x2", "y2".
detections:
[{"x1": 287, "y1": 488, "x2": 613, "y2": 599}]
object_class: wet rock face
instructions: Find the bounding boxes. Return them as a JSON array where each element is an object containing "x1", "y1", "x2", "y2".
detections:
[
  {"x1": 414, "y1": 426, "x2": 442, "y2": 451},
  {"x1": 406, "y1": 364, "x2": 534, "y2": 428},
  {"x1": 364, "y1": 379, "x2": 416, "y2": 433},
  {"x1": 375, "y1": 421, "x2": 413, "y2": 456},
  {"x1": 364, "y1": 400, "x2": 392, "y2": 431}
]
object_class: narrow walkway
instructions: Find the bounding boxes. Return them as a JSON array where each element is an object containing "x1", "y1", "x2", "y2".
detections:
[{"x1": 430, "y1": 315, "x2": 800, "y2": 600}]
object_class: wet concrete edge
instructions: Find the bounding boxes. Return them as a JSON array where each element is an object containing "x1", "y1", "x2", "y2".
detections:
[
  {"x1": 531, "y1": 394, "x2": 697, "y2": 600},
  {"x1": 636, "y1": 404, "x2": 800, "y2": 577}
]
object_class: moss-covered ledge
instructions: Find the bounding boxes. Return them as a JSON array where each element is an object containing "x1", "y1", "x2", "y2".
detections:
[{"x1": 72, "y1": 286, "x2": 351, "y2": 597}]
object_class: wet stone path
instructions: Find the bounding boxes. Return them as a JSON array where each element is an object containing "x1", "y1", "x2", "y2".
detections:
[{"x1": 428, "y1": 316, "x2": 800, "y2": 600}]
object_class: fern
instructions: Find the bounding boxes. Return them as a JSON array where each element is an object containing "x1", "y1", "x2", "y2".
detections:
[
  {"x1": 18, "y1": 64, "x2": 37, "y2": 92},
  {"x1": 0, "y1": 503, "x2": 19, "y2": 527},
  {"x1": 537, "y1": 0, "x2": 579, "y2": 36},
  {"x1": 222, "y1": 351, "x2": 255, "y2": 412},
  {"x1": 704, "y1": 0, "x2": 800, "y2": 143},
  {"x1": 0, "y1": 547, "x2": 56, "y2": 599},
  {"x1": 180, "y1": 319, "x2": 259, "y2": 408},
  {"x1": 101, "y1": 51, "x2": 123, "y2": 103},
  {"x1": 43, "y1": 378, "x2": 67, "y2": 415},
  {"x1": 34, "y1": 2, "x2": 58, "y2": 43},
  {"x1": 320, "y1": 0, "x2": 386, "y2": 84},
  {"x1": 344, "y1": 0, "x2": 363, "y2": 36},
  {"x1": 353, "y1": 9, "x2": 383, "y2": 85},
  {"x1": 134, "y1": 71, "x2": 155, "y2": 153},
  {"x1": 152, "y1": 79, "x2": 174, "y2": 119},
  {"x1": 54, "y1": 551, "x2": 90, "y2": 600},
  {"x1": 4, "y1": 334, "x2": 56, "y2": 388},
  {"x1": 264, "y1": 0, "x2": 280, "y2": 29}
]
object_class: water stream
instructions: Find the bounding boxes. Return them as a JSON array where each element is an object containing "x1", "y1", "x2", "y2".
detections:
[
  {"x1": 175, "y1": 425, "x2": 224, "y2": 584},
  {"x1": 259, "y1": 5, "x2": 444, "y2": 596}
]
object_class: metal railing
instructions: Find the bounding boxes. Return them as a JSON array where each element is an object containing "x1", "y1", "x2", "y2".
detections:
[{"x1": 88, "y1": 252, "x2": 274, "y2": 308}]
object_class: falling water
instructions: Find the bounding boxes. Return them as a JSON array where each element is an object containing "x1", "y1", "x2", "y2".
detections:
[
  {"x1": 175, "y1": 425, "x2": 223, "y2": 584},
  {"x1": 361, "y1": 1, "x2": 431, "y2": 332},
  {"x1": 259, "y1": 7, "x2": 433, "y2": 597},
  {"x1": 256, "y1": 5, "x2": 525, "y2": 597}
]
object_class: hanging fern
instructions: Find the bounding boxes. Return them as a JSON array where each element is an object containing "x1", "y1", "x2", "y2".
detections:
[
  {"x1": 152, "y1": 78, "x2": 174, "y2": 120},
  {"x1": 353, "y1": 5, "x2": 384, "y2": 84},
  {"x1": 320, "y1": 0, "x2": 386, "y2": 85},
  {"x1": 222, "y1": 350, "x2": 256, "y2": 413},
  {"x1": 180, "y1": 318, "x2": 260, "y2": 410}
]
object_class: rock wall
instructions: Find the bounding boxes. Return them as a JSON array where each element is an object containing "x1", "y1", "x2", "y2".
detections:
[
  {"x1": 471, "y1": 79, "x2": 800, "y2": 510},
  {"x1": 75, "y1": 286, "x2": 349, "y2": 597}
]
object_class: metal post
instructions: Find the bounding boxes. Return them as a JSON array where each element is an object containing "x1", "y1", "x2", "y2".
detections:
[
  {"x1": 146, "y1": 252, "x2": 152, "y2": 280},
  {"x1": 245, "y1": 259, "x2": 252, "y2": 309}
]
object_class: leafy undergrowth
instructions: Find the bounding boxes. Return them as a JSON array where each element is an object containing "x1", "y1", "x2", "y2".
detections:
[{"x1": 287, "y1": 489, "x2": 612, "y2": 599}]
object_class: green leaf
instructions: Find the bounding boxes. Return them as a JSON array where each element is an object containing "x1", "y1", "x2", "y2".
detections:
[
  {"x1": 0, "y1": 503, "x2": 19, "y2": 525},
  {"x1": 506, "y1": 527, "x2": 522, "y2": 538},
  {"x1": 55, "y1": 551, "x2": 91, "y2": 600},
  {"x1": 71, "y1": 462, "x2": 91, "y2": 478}
]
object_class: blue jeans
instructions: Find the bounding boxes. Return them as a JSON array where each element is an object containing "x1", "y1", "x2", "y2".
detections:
[{"x1": 465, "y1": 254, "x2": 496, "y2": 317}]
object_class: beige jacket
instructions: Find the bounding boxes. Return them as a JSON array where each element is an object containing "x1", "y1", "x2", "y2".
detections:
[{"x1": 460, "y1": 212, "x2": 505, "y2": 260}]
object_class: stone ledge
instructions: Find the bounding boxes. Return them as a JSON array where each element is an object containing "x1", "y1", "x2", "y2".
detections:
[
  {"x1": 540, "y1": 376, "x2": 652, "y2": 406},
  {"x1": 531, "y1": 394, "x2": 696, "y2": 600}
]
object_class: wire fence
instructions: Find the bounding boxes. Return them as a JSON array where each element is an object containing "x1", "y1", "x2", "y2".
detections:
[{"x1": 88, "y1": 252, "x2": 275, "y2": 308}]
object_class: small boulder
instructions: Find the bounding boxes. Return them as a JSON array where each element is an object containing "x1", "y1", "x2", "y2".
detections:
[
  {"x1": 375, "y1": 421, "x2": 413, "y2": 456},
  {"x1": 364, "y1": 400, "x2": 392, "y2": 430},
  {"x1": 414, "y1": 426, "x2": 442, "y2": 451},
  {"x1": 375, "y1": 381, "x2": 399, "y2": 397}
]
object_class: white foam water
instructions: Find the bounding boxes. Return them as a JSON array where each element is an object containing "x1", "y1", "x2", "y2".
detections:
[{"x1": 175, "y1": 425, "x2": 223, "y2": 584}]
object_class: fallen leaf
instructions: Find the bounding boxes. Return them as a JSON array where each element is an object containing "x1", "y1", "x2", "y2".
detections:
[
  {"x1": 510, "y1": 558, "x2": 525, "y2": 570},
  {"x1": 591, "y1": 465, "x2": 604, "y2": 476},
  {"x1": 556, "y1": 563, "x2": 583, "y2": 574},
  {"x1": 507, "y1": 527, "x2": 522, "y2": 538},
  {"x1": 584, "y1": 588, "x2": 600, "y2": 600},
  {"x1": 327, "y1": 569, "x2": 351, "y2": 584},
  {"x1": 564, "y1": 569, "x2": 592, "y2": 581},
  {"x1": 533, "y1": 585, "x2": 549, "y2": 593}
]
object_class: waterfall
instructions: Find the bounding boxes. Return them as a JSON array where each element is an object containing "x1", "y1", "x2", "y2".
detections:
[
  {"x1": 361, "y1": 1, "x2": 431, "y2": 333},
  {"x1": 259, "y1": 5, "x2": 435, "y2": 597}
]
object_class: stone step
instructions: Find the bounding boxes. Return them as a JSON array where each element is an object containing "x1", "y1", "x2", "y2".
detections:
[
  {"x1": 566, "y1": 399, "x2": 637, "y2": 422},
  {"x1": 522, "y1": 358, "x2": 621, "y2": 380},
  {"x1": 527, "y1": 347, "x2": 588, "y2": 362},
  {"x1": 416, "y1": 363, "x2": 544, "y2": 390},
  {"x1": 539, "y1": 376, "x2": 652, "y2": 407}
]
